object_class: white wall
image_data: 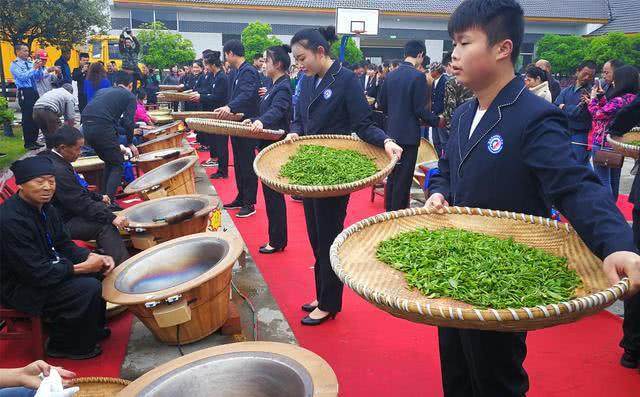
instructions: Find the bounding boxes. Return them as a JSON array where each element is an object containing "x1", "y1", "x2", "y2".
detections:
[
  {"x1": 425, "y1": 39, "x2": 443, "y2": 63},
  {"x1": 180, "y1": 32, "x2": 223, "y2": 55}
]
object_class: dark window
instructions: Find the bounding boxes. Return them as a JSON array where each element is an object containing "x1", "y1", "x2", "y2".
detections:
[
  {"x1": 109, "y1": 40, "x2": 122, "y2": 60},
  {"x1": 155, "y1": 10, "x2": 177, "y2": 30},
  {"x1": 90, "y1": 40, "x2": 102, "y2": 60},
  {"x1": 222, "y1": 34, "x2": 241, "y2": 44},
  {"x1": 521, "y1": 42, "x2": 534, "y2": 54},
  {"x1": 443, "y1": 40, "x2": 453, "y2": 51},
  {"x1": 131, "y1": 9, "x2": 154, "y2": 28}
]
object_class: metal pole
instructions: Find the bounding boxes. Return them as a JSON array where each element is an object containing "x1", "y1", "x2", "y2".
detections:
[
  {"x1": 339, "y1": 35, "x2": 349, "y2": 63},
  {"x1": 0, "y1": 46, "x2": 7, "y2": 98}
]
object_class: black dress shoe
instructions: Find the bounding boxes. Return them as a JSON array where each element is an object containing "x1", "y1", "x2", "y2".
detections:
[
  {"x1": 621, "y1": 350, "x2": 639, "y2": 368},
  {"x1": 236, "y1": 205, "x2": 256, "y2": 218},
  {"x1": 301, "y1": 303, "x2": 317, "y2": 313},
  {"x1": 301, "y1": 312, "x2": 337, "y2": 326},
  {"x1": 210, "y1": 172, "x2": 228, "y2": 179},
  {"x1": 46, "y1": 341, "x2": 102, "y2": 360},
  {"x1": 223, "y1": 200, "x2": 243, "y2": 209},
  {"x1": 259, "y1": 244, "x2": 285, "y2": 254}
]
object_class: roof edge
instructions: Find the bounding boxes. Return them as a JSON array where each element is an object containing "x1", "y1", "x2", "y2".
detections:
[{"x1": 113, "y1": 0, "x2": 610, "y2": 24}]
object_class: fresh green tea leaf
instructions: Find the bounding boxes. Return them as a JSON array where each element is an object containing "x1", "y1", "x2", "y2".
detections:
[
  {"x1": 280, "y1": 144, "x2": 379, "y2": 186},
  {"x1": 375, "y1": 228, "x2": 582, "y2": 309}
]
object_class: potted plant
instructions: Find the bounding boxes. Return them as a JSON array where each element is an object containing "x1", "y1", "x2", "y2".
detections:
[{"x1": 0, "y1": 96, "x2": 14, "y2": 137}]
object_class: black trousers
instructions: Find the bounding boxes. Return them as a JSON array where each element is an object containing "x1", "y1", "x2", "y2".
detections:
[
  {"x1": 43, "y1": 275, "x2": 105, "y2": 353},
  {"x1": 214, "y1": 135, "x2": 229, "y2": 175},
  {"x1": 65, "y1": 217, "x2": 130, "y2": 265},
  {"x1": 262, "y1": 184, "x2": 287, "y2": 248},
  {"x1": 17, "y1": 88, "x2": 38, "y2": 148},
  {"x1": 78, "y1": 93, "x2": 87, "y2": 113},
  {"x1": 432, "y1": 127, "x2": 450, "y2": 158},
  {"x1": 231, "y1": 136, "x2": 258, "y2": 206},
  {"x1": 83, "y1": 123, "x2": 124, "y2": 200},
  {"x1": 621, "y1": 204, "x2": 640, "y2": 354},
  {"x1": 438, "y1": 327, "x2": 529, "y2": 397},
  {"x1": 206, "y1": 134, "x2": 217, "y2": 159},
  {"x1": 196, "y1": 131, "x2": 207, "y2": 146},
  {"x1": 385, "y1": 144, "x2": 419, "y2": 212},
  {"x1": 302, "y1": 196, "x2": 349, "y2": 312}
]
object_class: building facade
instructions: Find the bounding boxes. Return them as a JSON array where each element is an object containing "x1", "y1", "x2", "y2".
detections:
[{"x1": 110, "y1": 0, "x2": 611, "y2": 65}]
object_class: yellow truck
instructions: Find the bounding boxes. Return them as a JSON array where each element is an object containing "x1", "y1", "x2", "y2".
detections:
[{"x1": 1, "y1": 35, "x2": 124, "y2": 97}]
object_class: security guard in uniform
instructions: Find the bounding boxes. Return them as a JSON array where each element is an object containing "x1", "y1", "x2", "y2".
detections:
[{"x1": 288, "y1": 26, "x2": 403, "y2": 326}]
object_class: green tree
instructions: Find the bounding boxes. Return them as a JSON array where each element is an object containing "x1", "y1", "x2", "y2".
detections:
[
  {"x1": 585, "y1": 33, "x2": 640, "y2": 67},
  {"x1": 330, "y1": 36, "x2": 363, "y2": 65},
  {"x1": 0, "y1": 0, "x2": 109, "y2": 49},
  {"x1": 136, "y1": 22, "x2": 196, "y2": 74},
  {"x1": 535, "y1": 34, "x2": 588, "y2": 75},
  {"x1": 241, "y1": 21, "x2": 282, "y2": 61}
]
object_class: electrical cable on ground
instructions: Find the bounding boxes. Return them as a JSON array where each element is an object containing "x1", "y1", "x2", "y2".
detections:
[{"x1": 231, "y1": 278, "x2": 258, "y2": 341}]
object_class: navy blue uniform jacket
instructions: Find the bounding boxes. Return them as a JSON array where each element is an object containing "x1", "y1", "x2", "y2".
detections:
[
  {"x1": 291, "y1": 61, "x2": 387, "y2": 147},
  {"x1": 430, "y1": 77, "x2": 635, "y2": 259},
  {"x1": 255, "y1": 75, "x2": 292, "y2": 132},
  {"x1": 200, "y1": 70, "x2": 229, "y2": 111},
  {"x1": 378, "y1": 62, "x2": 439, "y2": 145},
  {"x1": 0, "y1": 195, "x2": 90, "y2": 314},
  {"x1": 183, "y1": 72, "x2": 207, "y2": 111},
  {"x1": 228, "y1": 61, "x2": 260, "y2": 119},
  {"x1": 431, "y1": 74, "x2": 448, "y2": 115}
]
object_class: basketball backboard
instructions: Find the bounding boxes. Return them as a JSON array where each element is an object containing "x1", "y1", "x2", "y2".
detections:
[{"x1": 336, "y1": 8, "x2": 379, "y2": 36}]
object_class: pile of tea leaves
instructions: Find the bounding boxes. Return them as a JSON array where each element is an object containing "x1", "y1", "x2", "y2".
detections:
[
  {"x1": 375, "y1": 228, "x2": 581, "y2": 309},
  {"x1": 280, "y1": 144, "x2": 378, "y2": 185}
]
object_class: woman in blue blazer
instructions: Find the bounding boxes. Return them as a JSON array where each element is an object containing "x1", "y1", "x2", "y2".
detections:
[
  {"x1": 286, "y1": 26, "x2": 402, "y2": 326},
  {"x1": 246, "y1": 45, "x2": 293, "y2": 254}
]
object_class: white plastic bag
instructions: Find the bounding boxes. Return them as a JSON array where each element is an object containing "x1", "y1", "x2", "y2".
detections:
[{"x1": 34, "y1": 368, "x2": 79, "y2": 397}]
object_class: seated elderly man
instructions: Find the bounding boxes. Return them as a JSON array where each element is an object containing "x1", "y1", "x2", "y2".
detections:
[
  {"x1": 38, "y1": 126, "x2": 130, "y2": 265},
  {"x1": 0, "y1": 156, "x2": 114, "y2": 360}
]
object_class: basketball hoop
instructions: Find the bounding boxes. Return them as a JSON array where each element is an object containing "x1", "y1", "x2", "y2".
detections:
[{"x1": 336, "y1": 8, "x2": 379, "y2": 62}]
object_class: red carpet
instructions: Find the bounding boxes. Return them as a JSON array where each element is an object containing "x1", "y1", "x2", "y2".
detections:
[
  {"x1": 1, "y1": 148, "x2": 638, "y2": 393},
  {"x1": 0, "y1": 313, "x2": 133, "y2": 378},
  {"x1": 199, "y1": 146, "x2": 640, "y2": 396}
]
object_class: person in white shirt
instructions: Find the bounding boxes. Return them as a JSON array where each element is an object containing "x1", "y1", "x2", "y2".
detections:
[
  {"x1": 524, "y1": 65, "x2": 552, "y2": 102},
  {"x1": 33, "y1": 84, "x2": 77, "y2": 147}
]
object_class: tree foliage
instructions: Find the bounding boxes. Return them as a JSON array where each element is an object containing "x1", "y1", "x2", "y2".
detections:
[
  {"x1": 585, "y1": 33, "x2": 640, "y2": 67},
  {"x1": 0, "y1": 0, "x2": 109, "y2": 49},
  {"x1": 136, "y1": 22, "x2": 196, "y2": 71},
  {"x1": 330, "y1": 36, "x2": 363, "y2": 65},
  {"x1": 535, "y1": 34, "x2": 589, "y2": 75},
  {"x1": 241, "y1": 21, "x2": 282, "y2": 61},
  {"x1": 536, "y1": 33, "x2": 640, "y2": 75}
]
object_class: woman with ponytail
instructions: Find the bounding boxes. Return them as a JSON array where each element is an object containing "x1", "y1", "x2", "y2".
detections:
[
  {"x1": 287, "y1": 26, "x2": 403, "y2": 326},
  {"x1": 245, "y1": 45, "x2": 293, "y2": 254}
]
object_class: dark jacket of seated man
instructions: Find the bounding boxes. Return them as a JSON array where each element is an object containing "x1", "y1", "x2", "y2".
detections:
[
  {"x1": 0, "y1": 156, "x2": 115, "y2": 358},
  {"x1": 37, "y1": 126, "x2": 130, "y2": 265}
]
